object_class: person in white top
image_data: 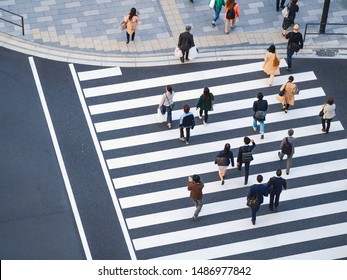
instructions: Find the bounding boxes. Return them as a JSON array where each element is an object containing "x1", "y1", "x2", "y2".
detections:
[
  {"x1": 321, "y1": 97, "x2": 336, "y2": 133},
  {"x1": 158, "y1": 85, "x2": 175, "y2": 128}
]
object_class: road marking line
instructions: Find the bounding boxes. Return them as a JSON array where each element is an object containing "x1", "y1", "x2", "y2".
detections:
[
  {"x1": 95, "y1": 87, "x2": 325, "y2": 133},
  {"x1": 88, "y1": 71, "x2": 316, "y2": 114},
  {"x1": 151, "y1": 222, "x2": 347, "y2": 260},
  {"x1": 275, "y1": 245, "x2": 347, "y2": 260},
  {"x1": 29, "y1": 57, "x2": 92, "y2": 260},
  {"x1": 69, "y1": 64, "x2": 137, "y2": 260},
  {"x1": 77, "y1": 67, "x2": 122, "y2": 81},
  {"x1": 126, "y1": 179, "x2": 347, "y2": 229}
]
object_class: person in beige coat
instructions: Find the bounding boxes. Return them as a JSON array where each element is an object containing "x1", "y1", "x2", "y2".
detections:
[
  {"x1": 276, "y1": 75, "x2": 298, "y2": 113},
  {"x1": 124, "y1": 7, "x2": 140, "y2": 44},
  {"x1": 262, "y1": 44, "x2": 280, "y2": 86}
]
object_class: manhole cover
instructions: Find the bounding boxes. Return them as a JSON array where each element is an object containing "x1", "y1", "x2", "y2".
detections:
[{"x1": 316, "y1": 49, "x2": 338, "y2": 56}]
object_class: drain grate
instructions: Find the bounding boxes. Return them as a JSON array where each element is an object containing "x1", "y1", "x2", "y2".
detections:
[{"x1": 316, "y1": 49, "x2": 338, "y2": 57}]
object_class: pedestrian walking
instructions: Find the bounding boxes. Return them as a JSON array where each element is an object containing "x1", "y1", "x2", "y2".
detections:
[
  {"x1": 215, "y1": 143, "x2": 235, "y2": 185},
  {"x1": 247, "y1": 175, "x2": 270, "y2": 225},
  {"x1": 210, "y1": 0, "x2": 225, "y2": 27},
  {"x1": 262, "y1": 44, "x2": 280, "y2": 86},
  {"x1": 237, "y1": 137, "x2": 256, "y2": 185},
  {"x1": 158, "y1": 85, "x2": 175, "y2": 129},
  {"x1": 179, "y1": 104, "x2": 195, "y2": 144},
  {"x1": 285, "y1": 24, "x2": 303, "y2": 71},
  {"x1": 267, "y1": 169, "x2": 287, "y2": 212},
  {"x1": 252, "y1": 92, "x2": 268, "y2": 139},
  {"x1": 224, "y1": 0, "x2": 240, "y2": 34},
  {"x1": 321, "y1": 97, "x2": 336, "y2": 134},
  {"x1": 196, "y1": 87, "x2": 214, "y2": 125},
  {"x1": 278, "y1": 129, "x2": 297, "y2": 175},
  {"x1": 276, "y1": 75, "x2": 298, "y2": 113},
  {"x1": 188, "y1": 174, "x2": 204, "y2": 221},
  {"x1": 178, "y1": 25, "x2": 195, "y2": 63},
  {"x1": 124, "y1": 7, "x2": 140, "y2": 44},
  {"x1": 282, "y1": 0, "x2": 299, "y2": 36},
  {"x1": 276, "y1": 0, "x2": 286, "y2": 12}
]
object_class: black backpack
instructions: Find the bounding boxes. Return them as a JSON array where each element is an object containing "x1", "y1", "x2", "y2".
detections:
[
  {"x1": 182, "y1": 114, "x2": 195, "y2": 128},
  {"x1": 281, "y1": 137, "x2": 292, "y2": 155},
  {"x1": 226, "y1": 7, "x2": 235, "y2": 19}
]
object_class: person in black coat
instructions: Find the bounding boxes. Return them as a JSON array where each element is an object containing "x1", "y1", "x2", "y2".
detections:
[
  {"x1": 178, "y1": 25, "x2": 195, "y2": 63},
  {"x1": 237, "y1": 136, "x2": 256, "y2": 185},
  {"x1": 252, "y1": 92, "x2": 268, "y2": 139},
  {"x1": 215, "y1": 143, "x2": 235, "y2": 185},
  {"x1": 285, "y1": 24, "x2": 303, "y2": 71},
  {"x1": 247, "y1": 174, "x2": 270, "y2": 225},
  {"x1": 267, "y1": 169, "x2": 287, "y2": 211}
]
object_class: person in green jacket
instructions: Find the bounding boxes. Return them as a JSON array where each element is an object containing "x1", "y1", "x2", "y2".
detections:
[
  {"x1": 196, "y1": 87, "x2": 214, "y2": 125},
  {"x1": 211, "y1": 0, "x2": 225, "y2": 27}
]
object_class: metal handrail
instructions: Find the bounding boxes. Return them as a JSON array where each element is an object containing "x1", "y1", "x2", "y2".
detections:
[
  {"x1": 0, "y1": 8, "x2": 24, "y2": 35},
  {"x1": 304, "y1": 22, "x2": 347, "y2": 41}
]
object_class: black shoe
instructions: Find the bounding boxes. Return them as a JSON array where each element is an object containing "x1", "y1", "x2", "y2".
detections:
[
  {"x1": 221, "y1": 180, "x2": 225, "y2": 185},
  {"x1": 251, "y1": 219, "x2": 255, "y2": 225},
  {"x1": 126, "y1": 41, "x2": 129, "y2": 44},
  {"x1": 190, "y1": 0, "x2": 194, "y2": 3},
  {"x1": 244, "y1": 181, "x2": 248, "y2": 185}
]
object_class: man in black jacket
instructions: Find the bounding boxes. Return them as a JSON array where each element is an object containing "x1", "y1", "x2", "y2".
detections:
[
  {"x1": 285, "y1": 24, "x2": 303, "y2": 71},
  {"x1": 268, "y1": 169, "x2": 287, "y2": 211},
  {"x1": 178, "y1": 25, "x2": 195, "y2": 63},
  {"x1": 237, "y1": 137, "x2": 256, "y2": 185}
]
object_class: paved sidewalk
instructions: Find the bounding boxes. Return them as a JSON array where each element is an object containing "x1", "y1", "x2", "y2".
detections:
[{"x1": 0, "y1": 0, "x2": 347, "y2": 66}]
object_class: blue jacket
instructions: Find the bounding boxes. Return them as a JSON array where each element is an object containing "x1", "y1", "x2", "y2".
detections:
[{"x1": 247, "y1": 183, "x2": 270, "y2": 205}]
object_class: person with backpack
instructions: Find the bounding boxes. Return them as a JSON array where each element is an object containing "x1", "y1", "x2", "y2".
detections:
[
  {"x1": 281, "y1": 0, "x2": 299, "y2": 36},
  {"x1": 267, "y1": 169, "x2": 287, "y2": 212},
  {"x1": 252, "y1": 92, "x2": 268, "y2": 139},
  {"x1": 278, "y1": 129, "x2": 297, "y2": 175},
  {"x1": 224, "y1": 0, "x2": 240, "y2": 34},
  {"x1": 179, "y1": 104, "x2": 195, "y2": 144},
  {"x1": 210, "y1": 0, "x2": 225, "y2": 27},
  {"x1": 196, "y1": 87, "x2": 214, "y2": 125},
  {"x1": 237, "y1": 137, "x2": 256, "y2": 185}
]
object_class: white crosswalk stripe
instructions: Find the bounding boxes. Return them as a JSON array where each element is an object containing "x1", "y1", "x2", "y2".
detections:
[{"x1": 71, "y1": 61, "x2": 347, "y2": 260}]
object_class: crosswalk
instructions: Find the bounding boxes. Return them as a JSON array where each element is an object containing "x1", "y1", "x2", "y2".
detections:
[{"x1": 69, "y1": 60, "x2": 347, "y2": 260}]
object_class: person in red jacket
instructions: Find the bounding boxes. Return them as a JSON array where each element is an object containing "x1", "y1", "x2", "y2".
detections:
[{"x1": 188, "y1": 174, "x2": 204, "y2": 221}]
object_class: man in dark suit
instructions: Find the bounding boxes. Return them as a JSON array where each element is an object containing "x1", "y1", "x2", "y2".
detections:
[
  {"x1": 237, "y1": 136, "x2": 256, "y2": 185},
  {"x1": 285, "y1": 24, "x2": 303, "y2": 71},
  {"x1": 178, "y1": 25, "x2": 195, "y2": 63},
  {"x1": 247, "y1": 175, "x2": 270, "y2": 225},
  {"x1": 268, "y1": 169, "x2": 287, "y2": 211}
]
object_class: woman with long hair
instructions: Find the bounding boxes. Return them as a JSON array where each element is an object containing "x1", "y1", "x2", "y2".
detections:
[
  {"x1": 158, "y1": 85, "x2": 175, "y2": 128},
  {"x1": 124, "y1": 7, "x2": 140, "y2": 44},
  {"x1": 262, "y1": 44, "x2": 280, "y2": 86},
  {"x1": 224, "y1": 0, "x2": 240, "y2": 34}
]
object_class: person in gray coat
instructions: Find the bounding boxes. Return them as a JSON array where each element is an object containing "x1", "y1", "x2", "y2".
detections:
[{"x1": 278, "y1": 129, "x2": 297, "y2": 175}]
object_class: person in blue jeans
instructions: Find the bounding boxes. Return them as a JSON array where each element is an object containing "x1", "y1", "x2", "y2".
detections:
[
  {"x1": 247, "y1": 175, "x2": 270, "y2": 225},
  {"x1": 285, "y1": 24, "x2": 303, "y2": 71},
  {"x1": 210, "y1": 0, "x2": 225, "y2": 27},
  {"x1": 158, "y1": 85, "x2": 174, "y2": 128},
  {"x1": 179, "y1": 104, "x2": 195, "y2": 144},
  {"x1": 252, "y1": 92, "x2": 268, "y2": 139}
]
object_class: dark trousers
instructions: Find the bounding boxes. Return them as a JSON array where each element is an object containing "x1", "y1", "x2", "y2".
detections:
[
  {"x1": 322, "y1": 118, "x2": 332, "y2": 132},
  {"x1": 287, "y1": 49, "x2": 295, "y2": 69},
  {"x1": 180, "y1": 127, "x2": 191, "y2": 142},
  {"x1": 199, "y1": 109, "x2": 209, "y2": 123},
  {"x1": 269, "y1": 192, "x2": 281, "y2": 210},
  {"x1": 238, "y1": 162, "x2": 250, "y2": 184},
  {"x1": 126, "y1": 32, "x2": 135, "y2": 42},
  {"x1": 251, "y1": 205, "x2": 260, "y2": 224},
  {"x1": 276, "y1": 0, "x2": 286, "y2": 11},
  {"x1": 180, "y1": 49, "x2": 190, "y2": 62}
]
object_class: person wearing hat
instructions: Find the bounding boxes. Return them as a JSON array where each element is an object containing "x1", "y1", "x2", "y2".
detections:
[
  {"x1": 178, "y1": 25, "x2": 195, "y2": 63},
  {"x1": 285, "y1": 23, "x2": 303, "y2": 71},
  {"x1": 188, "y1": 174, "x2": 204, "y2": 221},
  {"x1": 237, "y1": 137, "x2": 256, "y2": 185}
]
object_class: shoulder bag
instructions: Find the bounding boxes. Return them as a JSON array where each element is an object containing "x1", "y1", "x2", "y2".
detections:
[
  {"x1": 247, "y1": 196, "x2": 259, "y2": 208},
  {"x1": 279, "y1": 83, "x2": 287, "y2": 96}
]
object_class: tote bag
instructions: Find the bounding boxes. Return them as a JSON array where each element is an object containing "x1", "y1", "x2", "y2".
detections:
[
  {"x1": 188, "y1": 46, "x2": 198, "y2": 60},
  {"x1": 209, "y1": 0, "x2": 215, "y2": 9}
]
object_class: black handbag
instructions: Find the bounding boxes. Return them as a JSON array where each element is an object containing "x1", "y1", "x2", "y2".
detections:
[
  {"x1": 215, "y1": 157, "x2": 227, "y2": 166},
  {"x1": 319, "y1": 110, "x2": 324, "y2": 117},
  {"x1": 279, "y1": 83, "x2": 287, "y2": 96}
]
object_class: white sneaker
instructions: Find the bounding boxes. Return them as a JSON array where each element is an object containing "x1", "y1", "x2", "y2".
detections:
[
  {"x1": 167, "y1": 123, "x2": 171, "y2": 128},
  {"x1": 203, "y1": 121, "x2": 207, "y2": 126},
  {"x1": 253, "y1": 126, "x2": 257, "y2": 132},
  {"x1": 179, "y1": 137, "x2": 185, "y2": 142},
  {"x1": 198, "y1": 115, "x2": 202, "y2": 120}
]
